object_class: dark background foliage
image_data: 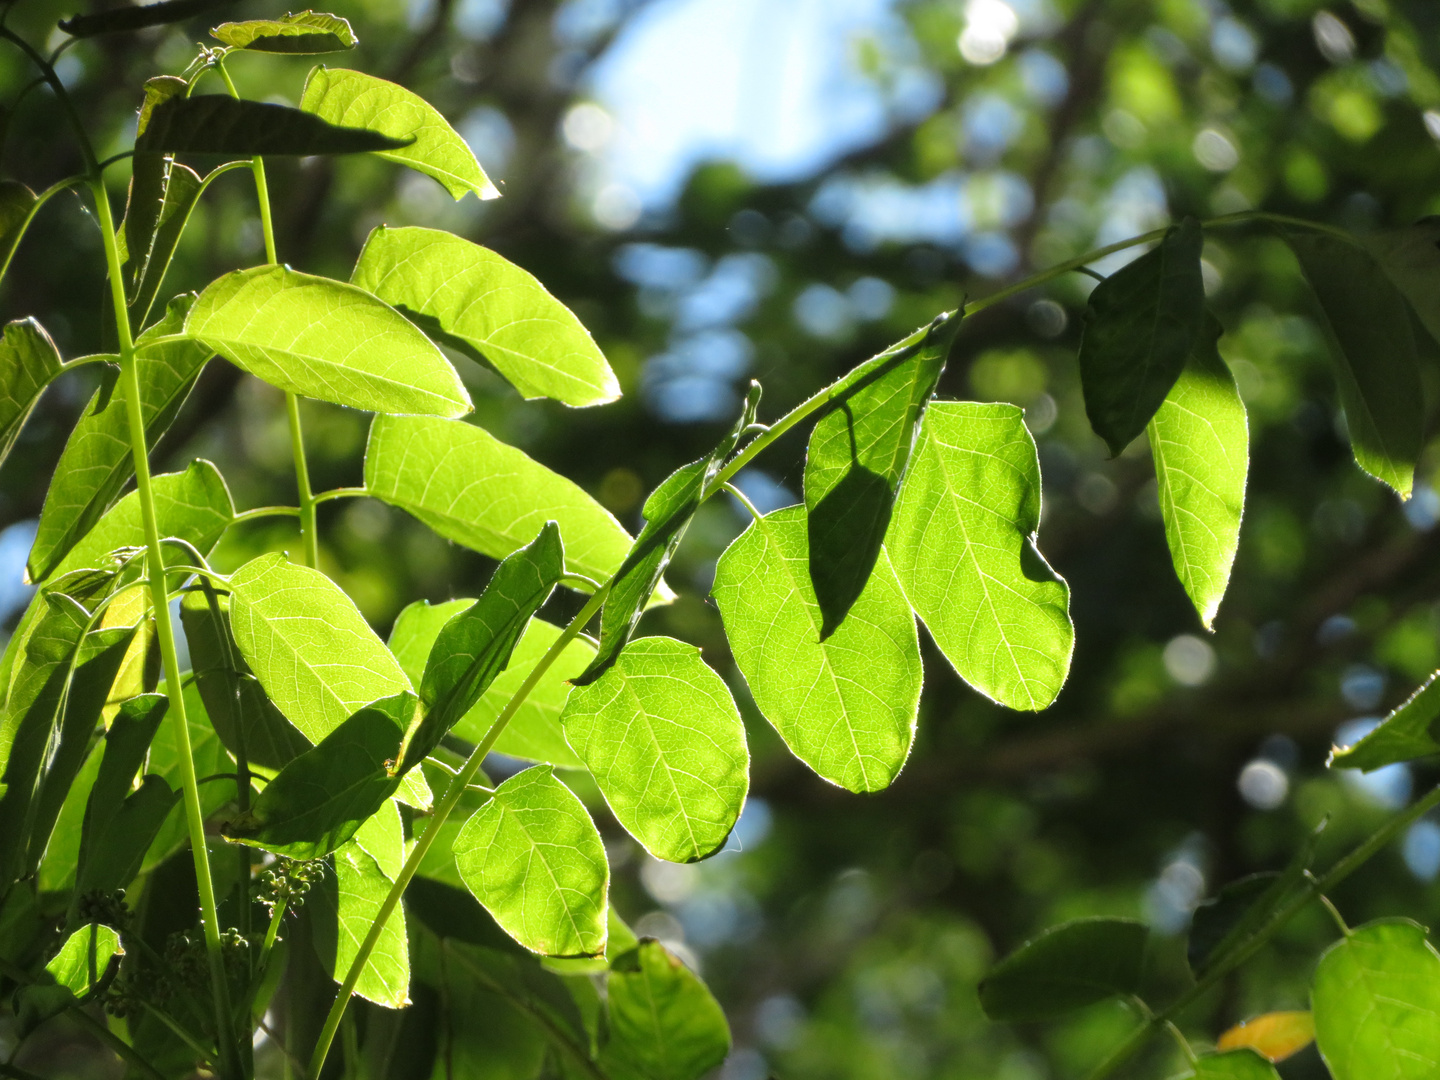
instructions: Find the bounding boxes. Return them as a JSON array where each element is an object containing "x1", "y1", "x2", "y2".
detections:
[{"x1": 3, "y1": 0, "x2": 1440, "y2": 1076}]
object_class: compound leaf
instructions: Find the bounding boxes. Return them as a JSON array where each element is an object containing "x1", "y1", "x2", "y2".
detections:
[
  {"x1": 713, "y1": 504, "x2": 920, "y2": 793},
  {"x1": 1330, "y1": 672, "x2": 1440, "y2": 771},
  {"x1": 136, "y1": 95, "x2": 409, "y2": 156},
  {"x1": 301, "y1": 66, "x2": 498, "y2": 201},
  {"x1": 212, "y1": 11, "x2": 357, "y2": 53},
  {"x1": 561, "y1": 636, "x2": 748, "y2": 863},
  {"x1": 1079, "y1": 217, "x2": 1205, "y2": 455},
  {"x1": 187, "y1": 265, "x2": 470, "y2": 417},
  {"x1": 453, "y1": 765, "x2": 608, "y2": 957},
  {"x1": 978, "y1": 917, "x2": 1148, "y2": 1022},
  {"x1": 352, "y1": 225, "x2": 618, "y2": 407},
  {"x1": 601, "y1": 939, "x2": 731, "y2": 1080},
  {"x1": 888, "y1": 402, "x2": 1073, "y2": 711},
  {"x1": 0, "y1": 319, "x2": 61, "y2": 475}
]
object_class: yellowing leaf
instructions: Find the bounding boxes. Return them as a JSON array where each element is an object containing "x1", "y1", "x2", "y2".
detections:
[{"x1": 1217, "y1": 1011, "x2": 1316, "y2": 1063}]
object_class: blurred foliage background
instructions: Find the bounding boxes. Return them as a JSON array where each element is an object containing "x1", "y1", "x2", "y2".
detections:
[{"x1": 3, "y1": 0, "x2": 1440, "y2": 1076}]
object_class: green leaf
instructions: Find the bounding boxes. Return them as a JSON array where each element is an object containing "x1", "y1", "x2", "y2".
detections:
[
  {"x1": 804, "y1": 313, "x2": 956, "y2": 637},
  {"x1": 212, "y1": 11, "x2": 357, "y2": 53},
  {"x1": 228, "y1": 552, "x2": 414, "y2": 744},
  {"x1": 1190, "y1": 1050, "x2": 1281, "y2": 1080},
  {"x1": 978, "y1": 917, "x2": 1148, "y2": 1022},
  {"x1": 36, "y1": 738, "x2": 102, "y2": 897},
  {"x1": 301, "y1": 66, "x2": 499, "y2": 201},
  {"x1": 601, "y1": 939, "x2": 731, "y2": 1080},
  {"x1": 135, "y1": 94, "x2": 411, "y2": 156},
  {"x1": 888, "y1": 402, "x2": 1073, "y2": 711},
  {"x1": 351, "y1": 225, "x2": 619, "y2": 407},
  {"x1": 1312, "y1": 919, "x2": 1440, "y2": 1080},
  {"x1": 1147, "y1": 313, "x2": 1248, "y2": 629},
  {"x1": 391, "y1": 605, "x2": 592, "y2": 768},
  {"x1": 314, "y1": 823, "x2": 411, "y2": 1008},
  {"x1": 60, "y1": 0, "x2": 229, "y2": 37},
  {"x1": 1361, "y1": 217, "x2": 1440, "y2": 349},
  {"x1": 180, "y1": 588, "x2": 310, "y2": 770},
  {"x1": 0, "y1": 181, "x2": 37, "y2": 279},
  {"x1": 124, "y1": 162, "x2": 202, "y2": 326},
  {"x1": 185, "y1": 265, "x2": 470, "y2": 417},
  {"x1": 141, "y1": 680, "x2": 232, "y2": 872},
  {"x1": 364, "y1": 414, "x2": 633, "y2": 586},
  {"x1": 30, "y1": 298, "x2": 210, "y2": 582},
  {"x1": 223, "y1": 693, "x2": 409, "y2": 860},
  {"x1": 1284, "y1": 229, "x2": 1423, "y2": 495},
  {"x1": 0, "y1": 318, "x2": 63, "y2": 474},
  {"x1": 0, "y1": 882, "x2": 39, "y2": 966},
  {"x1": 453, "y1": 765, "x2": 608, "y2": 957},
  {"x1": 407, "y1": 523, "x2": 563, "y2": 772},
  {"x1": 1079, "y1": 217, "x2": 1205, "y2": 455},
  {"x1": 1330, "y1": 672, "x2": 1440, "y2": 771},
  {"x1": 15, "y1": 923, "x2": 122, "y2": 1035},
  {"x1": 713, "y1": 504, "x2": 920, "y2": 793},
  {"x1": 561, "y1": 636, "x2": 748, "y2": 863}
]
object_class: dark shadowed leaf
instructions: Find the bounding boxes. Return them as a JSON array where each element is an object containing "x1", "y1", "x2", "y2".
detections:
[
  {"x1": 601, "y1": 939, "x2": 731, "y2": 1080},
  {"x1": 0, "y1": 182, "x2": 36, "y2": 279},
  {"x1": 978, "y1": 917, "x2": 1148, "y2": 1022},
  {"x1": 1330, "y1": 672, "x2": 1440, "y2": 771},
  {"x1": 1362, "y1": 217, "x2": 1440, "y2": 348},
  {"x1": 1078, "y1": 217, "x2": 1205, "y2": 455},
  {"x1": 212, "y1": 11, "x2": 357, "y2": 52},
  {"x1": 0, "y1": 318, "x2": 63, "y2": 474},
  {"x1": 804, "y1": 312, "x2": 956, "y2": 637},
  {"x1": 136, "y1": 95, "x2": 410, "y2": 156},
  {"x1": 60, "y1": 0, "x2": 230, "y2": 37}
]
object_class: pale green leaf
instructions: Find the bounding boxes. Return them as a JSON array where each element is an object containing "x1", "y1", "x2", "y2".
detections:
[
  {"x1": 601, "y1": 939, "x2": 731, "y2": 1080},
  {"x1": 561, "y1": 636, "x2": 748, "y2": 863},
  {"x1": 888, "y1": 402, "x2": 1073, "y2": 711},
  {"x1": 453, "y1": 765, "x2": 608, "y2": 957},
  {"x1": 332, "y1": 840, "x2": 410, "y2": 1008},
  {"x1": 228, "y1": 553, "x2": 414, "y2": 744},
  {"x1": 1147, "y1": 313, "x2": 1248, "y2": 629},
  {"x1": 713, "y1": 504, "x2": 919, "y2": 793},
  {"x1": 185, "y1": 265, "x2": 470, "y2": 417},
  {"x1": 212, "y1": 11, "x2": 357, "y2": 53},
  {"x1": 15, "y1": 923, "x2": 122, "y2": 1035},
  {"x1": 0, "y1": 318, "x2": 62, "y2": 474},
  {"x1": 301, "y1": 67, "x2": 498, "y2": 201},
  {"x1": 364, "y1": 414, "x2": 633, "y2": 586},
  {"x1": 352, "y1": 225, "x2": 618, "y2": 407}
]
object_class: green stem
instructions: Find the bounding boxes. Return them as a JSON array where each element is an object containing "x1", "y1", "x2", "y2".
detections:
[
  {"x1": 307, "y1": 580, "x2": 613, "y2": 1080},
  {"x1": 311, "y1": 487, "x2": 368, "y2": 506},
  {"x1": 92, "y1": 176, "x2": 241, "y2": 1080},
  {"x1": 232, "y1": 505, "x2": 302, "y2": 524}
]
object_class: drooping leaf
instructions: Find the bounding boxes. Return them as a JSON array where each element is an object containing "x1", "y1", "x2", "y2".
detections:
[
  {"x1": 180, "y1": 588, "x2": 310, "y2": 770},
  {"x1": 29, "y1": 298, "x2": 210, "y2": 582},
  {"x1": 1147, "y1": 313, "x2": 1248, "y2": 629},
  {"x1": 407, "y1": 523, "x2": 563, "y2": 772},
  {"x1": 15, "y1": 923, "x2": 122, "y2": 1035},
  {"x1": 601, "y1": 940, "x2": 731, "y2": 1080},
  {"x1": 1361, "y1": 217, "x2": 1440, "y2": 349},
  {"x1": 136, "y1": 94, "x2": 410, "y2": 156},
  {"x1": 228, "y1": 552, "x2": 414, "y2": 744},
  {"x1": 300, "y1": 66, "x2": 499, "y2": 201},
  {"x1": 1312, "y1": 919, "x2": 1440, "y2": 1080},
  {"x1": 1078, "y1": 217, "x2": 1205, "y2": 455},
  {"x1": 0, "y1": 318, "x2": 63, "y2": 474},
  {"x1": 803, "y1": 312, "x2": 956, "y2": 637},
  {"x1": 0, "y1": 181, "x2": 37, "y2": 279},
  {"x1": 60, "y1": 0, "x2": 229, "y2": 37},
  {"x1": 1189, "y1": 1050, "x2": 1282, "y2": 1080},
  {"x1": 120, "y1": 78, "x2": 187, "y2": 323},
  {"x1": 223, "y1": 693, "x2": 410, "y2": 859},
  {"x1": 364, "y1": 414, "x2": 633, "y2": 585},
  {"x1": 1330, "y1": 671, "x2": 1440, "y2": 771},
  {"x1": 888, "y1": 402, "x2": 1073, "y2": 710},
  {"x1": 212, "y1": 11, "x2": 357, "y2": 52},
  {"x1": 1217, "y1": 1012, "x2": 1316, "y2": 1064},
  {"x1": 978, "y1": 917, "x2": 1148, "y2": 1022},
  {"x1": 453, "y1": 765, "x2": 608, "y2": 957},
  {"x1": 123, "y1": 162, "x2": 202, "y2": 326},
  {"x1": 561, "y1": 636, "x2": 748, "y2": 863},
  {"x1": 390, "y1": 605, "x2": 592, "y2": 768},
  {"x1": 1284, "y1": 229, "x2": 1423, "y2": 496},
  {"x1": 186, "y1": 265, "x2": 470, "y2": 417},
  {"x1": 713, "y1": 505, "x2": 920, "y2": 793},
  {"x1": 352, "y1": 225, "x2": 619, "y2": 407}
]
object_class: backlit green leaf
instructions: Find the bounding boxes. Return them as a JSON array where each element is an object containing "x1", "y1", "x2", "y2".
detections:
[
  {"x1": 1190, "y1": 1050, "x2": 1281, "y2": 1080},
  {"x1": 978, "y1": 917, "x2": 1148, "y2": 1022},
  {"x1": 364, "y1": 414, "x2": 633, "y2": 585},
  {"x1": 408, "y1": 523, "x2": 562, "y2": 771},
  {"x1": 1330, "y1": 672, "x2": 1440, "y2": 771},
  {"x1": 1147, "y1": 313, "x2": 1248, "y2": 629},
  {"x1": 1312, "y1": 919, "x2": 1440, "y2": 1080},
  {"x1": 123, "y1": 162, "x2": 201, "y2": 326},
  {"x1": 224, "y1": 694, "x2": 410, "y2": 859},
  {"x1": 352, "y1": 225, "x2": 619, "y2": 407},
  {"x1": 1285, "y1": 229, "x2": 1423, "y2": 496},
  {"x1": 186, "y1": 265, "x2": 470, "y2": 417},
  {"x1": 561, "y1": 636, "x2": 748, "y2": 863},
  {"x1": 453, "y1": 765, "x2": 608, "y2": 957},
  {"x1": 804, "y1": 312, "x2": 955, "y2": 637},
  {"x1": 301, "y1": 67, "x2": 499, "y2": 201},
  {"x1": 15, "y1": 923, "x2": 121, "y2": 1035},
  {"x1": 334, "y1": 821, "x2": 409, "y2": 1008},
  {"x1": 212, "y1": 11, "x2": 357, "y2": 53},
  {"x1": 136, "y1": 95, "x2": 410, "y2": 156},
  {"x1": 888, "y1": 402, "x2": 1073, "y2": 710},
  {"x1": 0, "y1": 318, "x2": 63, "y2": 474},
  {"x1": 1079, "y1": 217, "x2": 1205, "y2": 455},
  {"x1": 713, "y1": 505, "x2": 920, "y2": 793},
  {"x1": 601, "y1": 939, "x2": 731, "y2": 1080},
  {"x1": 228, "y1": 552, "x2": 414, "y2": 744},
  {"x1": 30, "y1": 298, "x2": 209, "y2": 581}
]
